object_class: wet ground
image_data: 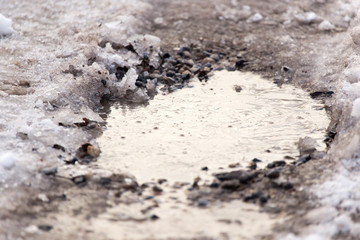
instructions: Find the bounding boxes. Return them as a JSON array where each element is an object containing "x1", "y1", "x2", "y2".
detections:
[{"x1": 0, "y1": 0, "x2": 356, "y2": 239}]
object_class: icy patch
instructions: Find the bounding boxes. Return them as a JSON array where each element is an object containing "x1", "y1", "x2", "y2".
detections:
[{"x1": 0, "y1": 14, "x2": 13, "y2": 36}]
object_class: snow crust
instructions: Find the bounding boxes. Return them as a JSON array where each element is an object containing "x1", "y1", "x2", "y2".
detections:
[
  {"x1": 279, "y1": 0, "x2": 360, "y2": 239},
  {"x1": 0, "y1": 0, "x2": 160, "y2": 188}
]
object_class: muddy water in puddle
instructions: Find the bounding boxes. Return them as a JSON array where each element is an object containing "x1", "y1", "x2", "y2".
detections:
[
  {"x1": 94, "y1": 71, "x2": 329, "y2": 239},
  {"x1": 98, "y1": 71, "x2": 328, "y2": 183}
]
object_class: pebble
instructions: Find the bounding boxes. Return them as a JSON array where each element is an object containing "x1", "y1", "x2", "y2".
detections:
[
  {"x1": 233, "y1": 85, "x2": 242, "y2": 92},
  {"x1": 152, "y1": 185, "x2": 163, "y2": 193},
  {"x1": 210, "y1": 53, "x2": 220, "y2": 61},
  {"x1": 72, "y1": 175, "x2": 86, "y2": 185},
  {"x1": 266, "y1": 160, "x2": 286, "y2": 169},
  {"x1": 38, "y1": 225, "x2": 53, "y2": 232},
  {"x1": 220, "y1": 179, "x2": 240, "y2": 190},
  {"x1": 197, "y1": 199, "x2": 208, "y2": 207},
  {"x1": 42, "y1": 166, "x2": 58, "y2": 175},
  {"x1": 37, "y1": 193, "x2": 49, "y2": 202},
  {"x1": 252, "y1": 158, "x2": 262, "y2": 163},
  {"x1": 181, "y1": 70, "x2": 192, "y2": 80},
  {"x1": 87, "y1": 145, "x2": 100, "y2": 158},
  {"x1": 267, "y1": 169, "x2": 280, "y2": 179},
  {"x1": 228, "y1": 162, "x2": 240, "y2": 168},
  {"x1": 53, "y1": 144, "x2": 65, "y2": 152},
  {"x1": 215, "y1": 170, "x2": 256, "y2": 184},
  {"x1": 202, "y1": 57, "x2": 215, "y2": 64},
  {"x1": 150, "y1": 214, "x2": 160, "y2": 220}
]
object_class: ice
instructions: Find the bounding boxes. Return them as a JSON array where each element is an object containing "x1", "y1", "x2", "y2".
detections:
[{"x1": 0, "y1": 14, "x2": 13, "y2": 36}]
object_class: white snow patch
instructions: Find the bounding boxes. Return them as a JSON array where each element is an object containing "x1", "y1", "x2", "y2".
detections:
[{"x1": 0, "y1": 14, "x2": 13, "y2": 36}]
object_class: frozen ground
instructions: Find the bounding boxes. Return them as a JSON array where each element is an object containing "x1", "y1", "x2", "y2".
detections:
[{"x1": 2, "y1": 0, "x2": 360, "y2": 239}]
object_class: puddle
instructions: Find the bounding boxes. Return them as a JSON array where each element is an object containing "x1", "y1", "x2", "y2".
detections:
[
  {"x1": 92, "y1": 70, "x2": 329, "y2": 239},
  {"x1": 98, "y1": 71, "x2": 329, "y2": 183}
]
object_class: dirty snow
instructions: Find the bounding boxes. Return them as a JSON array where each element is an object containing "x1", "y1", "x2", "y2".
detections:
[{"x1": 0, "y1": 0, "x2": 159, "y2": 188}]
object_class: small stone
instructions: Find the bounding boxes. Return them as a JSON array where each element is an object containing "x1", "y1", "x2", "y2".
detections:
[
  {"x1": 38, "y1": 225, "x2": 53, "y2": 232},
  {"x1": 226, "y1": 66, "x2": 236, "y2": 71},
  {"x1": 228, "y1": 163, "x2": 240, "y2": 168},
  {"x1": 152, "y1": 186, "x2": 163, "y2": 193},
  {"x1": 210, "y1": 54, "x2": 220, "y2": 61},
  {"x1": 252, "y1": 158, "x2": 262, "y2": 163},
  {"x1": 16, "y1": 132, "x2": 29, "y2": 140},
  {"x1": 267, "y1": 170, "x2": 280, "y2": 179},
  {"x1": 201, "y1": 166, "x2": 209, "y2": 171},
  {"x1": 266, "y1": 160, "x2": 286, "y2": 169},
  {"x1": 197, "y1": 199, "x2": 208, "y2": 207},
  {"x1": 220, "y1": 179, "x2": 240, "y2": 190},
  {"x1": 233, "y1": 85, "x2": 242, "y2": 92},
  {"x1": 298, "y1": 137, "x2": 317, "y2": 155},
  {"x1": 37, "y1": 194, "x2": 49, "y2": 202},
  {"x1": 190, "y1": 67, "x2": 200, "y2": 74},
  {"x1": 235, "y1": 59, "x2": 247, "y2": 69},
  {"x1": 53, "y1": 144, "x2": 65, "y2": 152},
  {"x1": 202, "y1": 57, "x2": 215, "y2": 64},
  {"x1": 244, "y1": 192, "x2": 262, "y2": 202},
  {"x1": 185, "y1": 59, "x2": 195, "y2": 66},
  {"x1": 181, "y1": 70, "x2": 192, "y2": 80},
  {"x1": 150, "y1": 214, "x2": 159, "y2": 220},
  {"x1": 42, "y1": 166, "x2": 57, "y2": 175},
  {"x1": 248, "y1": 162, "x2": 257, "y2": 170},
  {"x1": 87, "y1": 145, "x2": 100, "y2": 158},
  {"x1": 72, "y1": 175, "x2": 86, "y2": 185},
  {"x1": 158, "y1": 179, "x2": 167, "y2": 184}
]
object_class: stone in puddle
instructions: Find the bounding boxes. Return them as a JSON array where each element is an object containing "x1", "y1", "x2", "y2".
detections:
[
  {"x1": 266, "y1": 160, "x2": 286, "y2": 169},
  {"x1": 215, "y1": 170, "x2": 256, "y2": 184}
]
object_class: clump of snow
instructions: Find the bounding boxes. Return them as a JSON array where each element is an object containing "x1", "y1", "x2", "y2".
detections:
[
  {"x1": 318, "y1": 20, "x2": 335, "y2": 31},
  {"x1": 294, "y1": 12, "x2": 322, "y2": 24},
  {"x1": 0, "y1": 152, "x2": 16, "y2": 170},
  {"x1": 246, "y1": 13, "x2": 263, "y2": 23},
  {"x1": 0, "y1": 14, "x2": 13, "y2": 36}
]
